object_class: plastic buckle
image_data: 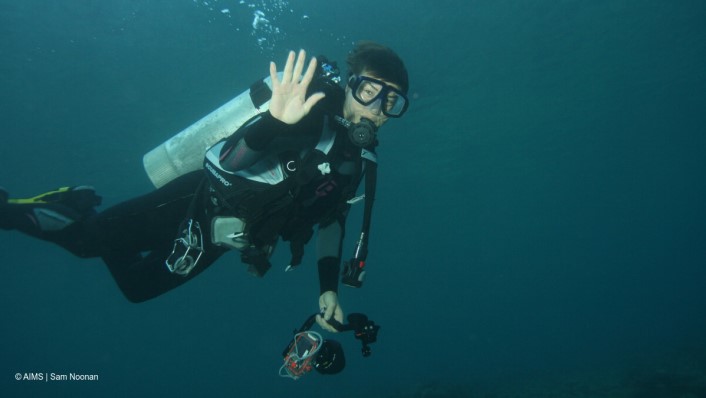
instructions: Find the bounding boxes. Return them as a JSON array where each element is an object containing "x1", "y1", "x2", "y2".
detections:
[{"x1": 165, "y1": 219, "x2": 204, "y2": 276}]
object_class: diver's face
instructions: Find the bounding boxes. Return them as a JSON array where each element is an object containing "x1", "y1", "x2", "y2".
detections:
[{"x1": 343, "y1": 71, "x2": 403, "y2": 128}]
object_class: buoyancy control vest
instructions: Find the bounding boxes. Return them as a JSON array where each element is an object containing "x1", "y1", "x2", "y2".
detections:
[
  {"x1": 148, "y1": 57, "x2": 378, "y2": 284},
  {"x1": 203, "y1": 111, "x2": 375, "y2": 272}
]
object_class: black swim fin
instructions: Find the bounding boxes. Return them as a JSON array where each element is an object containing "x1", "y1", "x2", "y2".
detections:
[
  {"x1": 1, "y1": 186, "x2": 102, "y2": 234},
  {"x1": 7, "y1": 186, "x2": 102, "y2": 213}
]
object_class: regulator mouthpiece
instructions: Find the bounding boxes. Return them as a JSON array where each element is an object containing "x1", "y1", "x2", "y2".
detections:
[
  {"x1": 347, "y1": 118, "x2": 378, "y2": 148},
  {"x1": 334, "y1": 116, "x2": 377, "y2": 148}
]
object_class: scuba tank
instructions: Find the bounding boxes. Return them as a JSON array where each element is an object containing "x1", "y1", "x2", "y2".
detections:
[
  {"x1": 142, "y1": 74, "x2": 280, "y2": 188},
  {"x1": 143, "y1": 58, "x2": 342, "y2": 188},
  {"x1": 149, "y1": 57, "x2": 378, "y2": 288},
  {"x1": 143, "y1": 57, "x2": 347, "y2": 188}
]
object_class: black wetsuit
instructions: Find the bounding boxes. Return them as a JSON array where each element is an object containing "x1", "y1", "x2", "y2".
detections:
[{"x1": 1, "y1": 88, "x2": 367, "y2": 303}]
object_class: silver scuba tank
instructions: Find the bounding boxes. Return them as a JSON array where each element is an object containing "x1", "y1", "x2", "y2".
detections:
[{"x1": 142, "y1": 74, "x2": 282, "y2": 188}]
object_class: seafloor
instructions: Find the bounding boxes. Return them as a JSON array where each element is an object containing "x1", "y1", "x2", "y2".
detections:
[{"x1": 388, "y1": 345, "x2": 706, "y2": 398}]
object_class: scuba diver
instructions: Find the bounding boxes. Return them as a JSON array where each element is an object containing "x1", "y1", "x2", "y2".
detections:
[{"x1": 0, "y1": 41, "x2": 409, "y2": 332}]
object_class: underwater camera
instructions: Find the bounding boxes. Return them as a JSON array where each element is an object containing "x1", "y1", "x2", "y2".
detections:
[{"x1": 279, "y1": 313, "x2": 380, "y2": 379}]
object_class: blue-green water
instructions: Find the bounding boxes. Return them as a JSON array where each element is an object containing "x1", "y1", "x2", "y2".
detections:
[{"x1": 2, "y1": 1, "x2": 705, "y2": 397}]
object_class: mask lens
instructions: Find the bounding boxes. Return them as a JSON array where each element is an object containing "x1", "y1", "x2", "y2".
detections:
[
  {"x1": 350, "y1": 76, "x2": 408, "y2": 118},
  {"x1": 354, "y1": 80, "x2": 383, "y2": 103},
  {"x1": 384, "y1": 92, "x2": 406, "y2": 116}
]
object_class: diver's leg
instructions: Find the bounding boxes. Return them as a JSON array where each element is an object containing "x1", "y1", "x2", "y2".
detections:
[
  {"x1": 2, "y1": 172, "x2": 224, "y2": 301},
  {"x1": 0, "y1": 186, "x2": 103, "y2": 257},
  {"x1": 91, "y1": 171, "x2": 206, "y2": 252},
  {"x1": 102, "y1": 245, "x2": 225, "y2": 303},
  {"x1": 90, "y1": 171, "x2": 225, "y2": 302}
]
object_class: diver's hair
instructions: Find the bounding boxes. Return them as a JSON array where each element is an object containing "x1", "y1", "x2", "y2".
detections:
[{"x1": 347, "y1": 41, "x2": 409, "y2": 94}]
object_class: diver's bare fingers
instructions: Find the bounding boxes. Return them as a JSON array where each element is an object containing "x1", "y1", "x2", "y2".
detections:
[
  {"x1": 316, "y1": 316, "x2": 337, "y2": 333},
  {"x1": 281, "y1": 50, "x2": 295, "y2": 84},
  {"x1": 315, "y1": 315, "x2": 327, "y2": 330},
  {"x1": 292, "y1": 49, "x2": 307, "y2": 85},
  {"x1": 269, "y1": 61, "x2": 279, "y2": 87},
  {"x1": 303, "y1": 92, "x2": 325, "y2": 113},
  {"x1": 301, "y1": 57, "x2": 318, "y2": 87}
]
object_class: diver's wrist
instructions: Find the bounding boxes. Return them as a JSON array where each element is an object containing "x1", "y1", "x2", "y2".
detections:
[{"x1": 317, "y1": 256, "x2": 340, "y2": 294}]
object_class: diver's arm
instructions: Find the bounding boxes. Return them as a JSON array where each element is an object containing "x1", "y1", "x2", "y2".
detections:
[
  {"x1": 219, "y1": 49, "x2": 324, "y2": 172},
  {"x1": 315, "y1": 220, "x2": 346, "y2": 333},
  {"x1": 316, "y1": 219, "x2": 346, "y2": 293},
  {"x1": 219, "y1": 108, "x2": 325, "y2": 171},
  {"x1": 218, "y1": 112, "x2": 292, "y2": 171}
]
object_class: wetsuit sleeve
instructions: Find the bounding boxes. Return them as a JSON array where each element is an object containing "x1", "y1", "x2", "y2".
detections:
[
  {"x1": 317, "y1": 257, "x2": 340, "y2": 294},
  {"x1": 218, "y1": 88, "x2": 334, "y2": 172},
  {"x1": 218, "y1": 111, "x2": 294, "y2": 172},
  {"x1": 317, "y1": 220, "x2": 345, "y2": 294}
]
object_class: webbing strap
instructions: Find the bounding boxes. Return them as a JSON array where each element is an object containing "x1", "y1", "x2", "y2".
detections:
[
  {"x1": 249, "y1": 79, "x2": 272, "y2": 109},
  {"x1": 361, "y1": 160, "x2": 377, "y2": 238}
]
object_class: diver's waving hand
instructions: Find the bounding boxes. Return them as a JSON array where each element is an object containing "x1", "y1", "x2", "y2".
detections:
[{"x1": 269, "y1": 49, "x2": 325, "y2": 125}]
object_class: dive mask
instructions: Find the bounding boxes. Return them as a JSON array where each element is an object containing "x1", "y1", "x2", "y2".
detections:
[{"x1": 348, "y1": 75, "x2": 409, "y2": 118}]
